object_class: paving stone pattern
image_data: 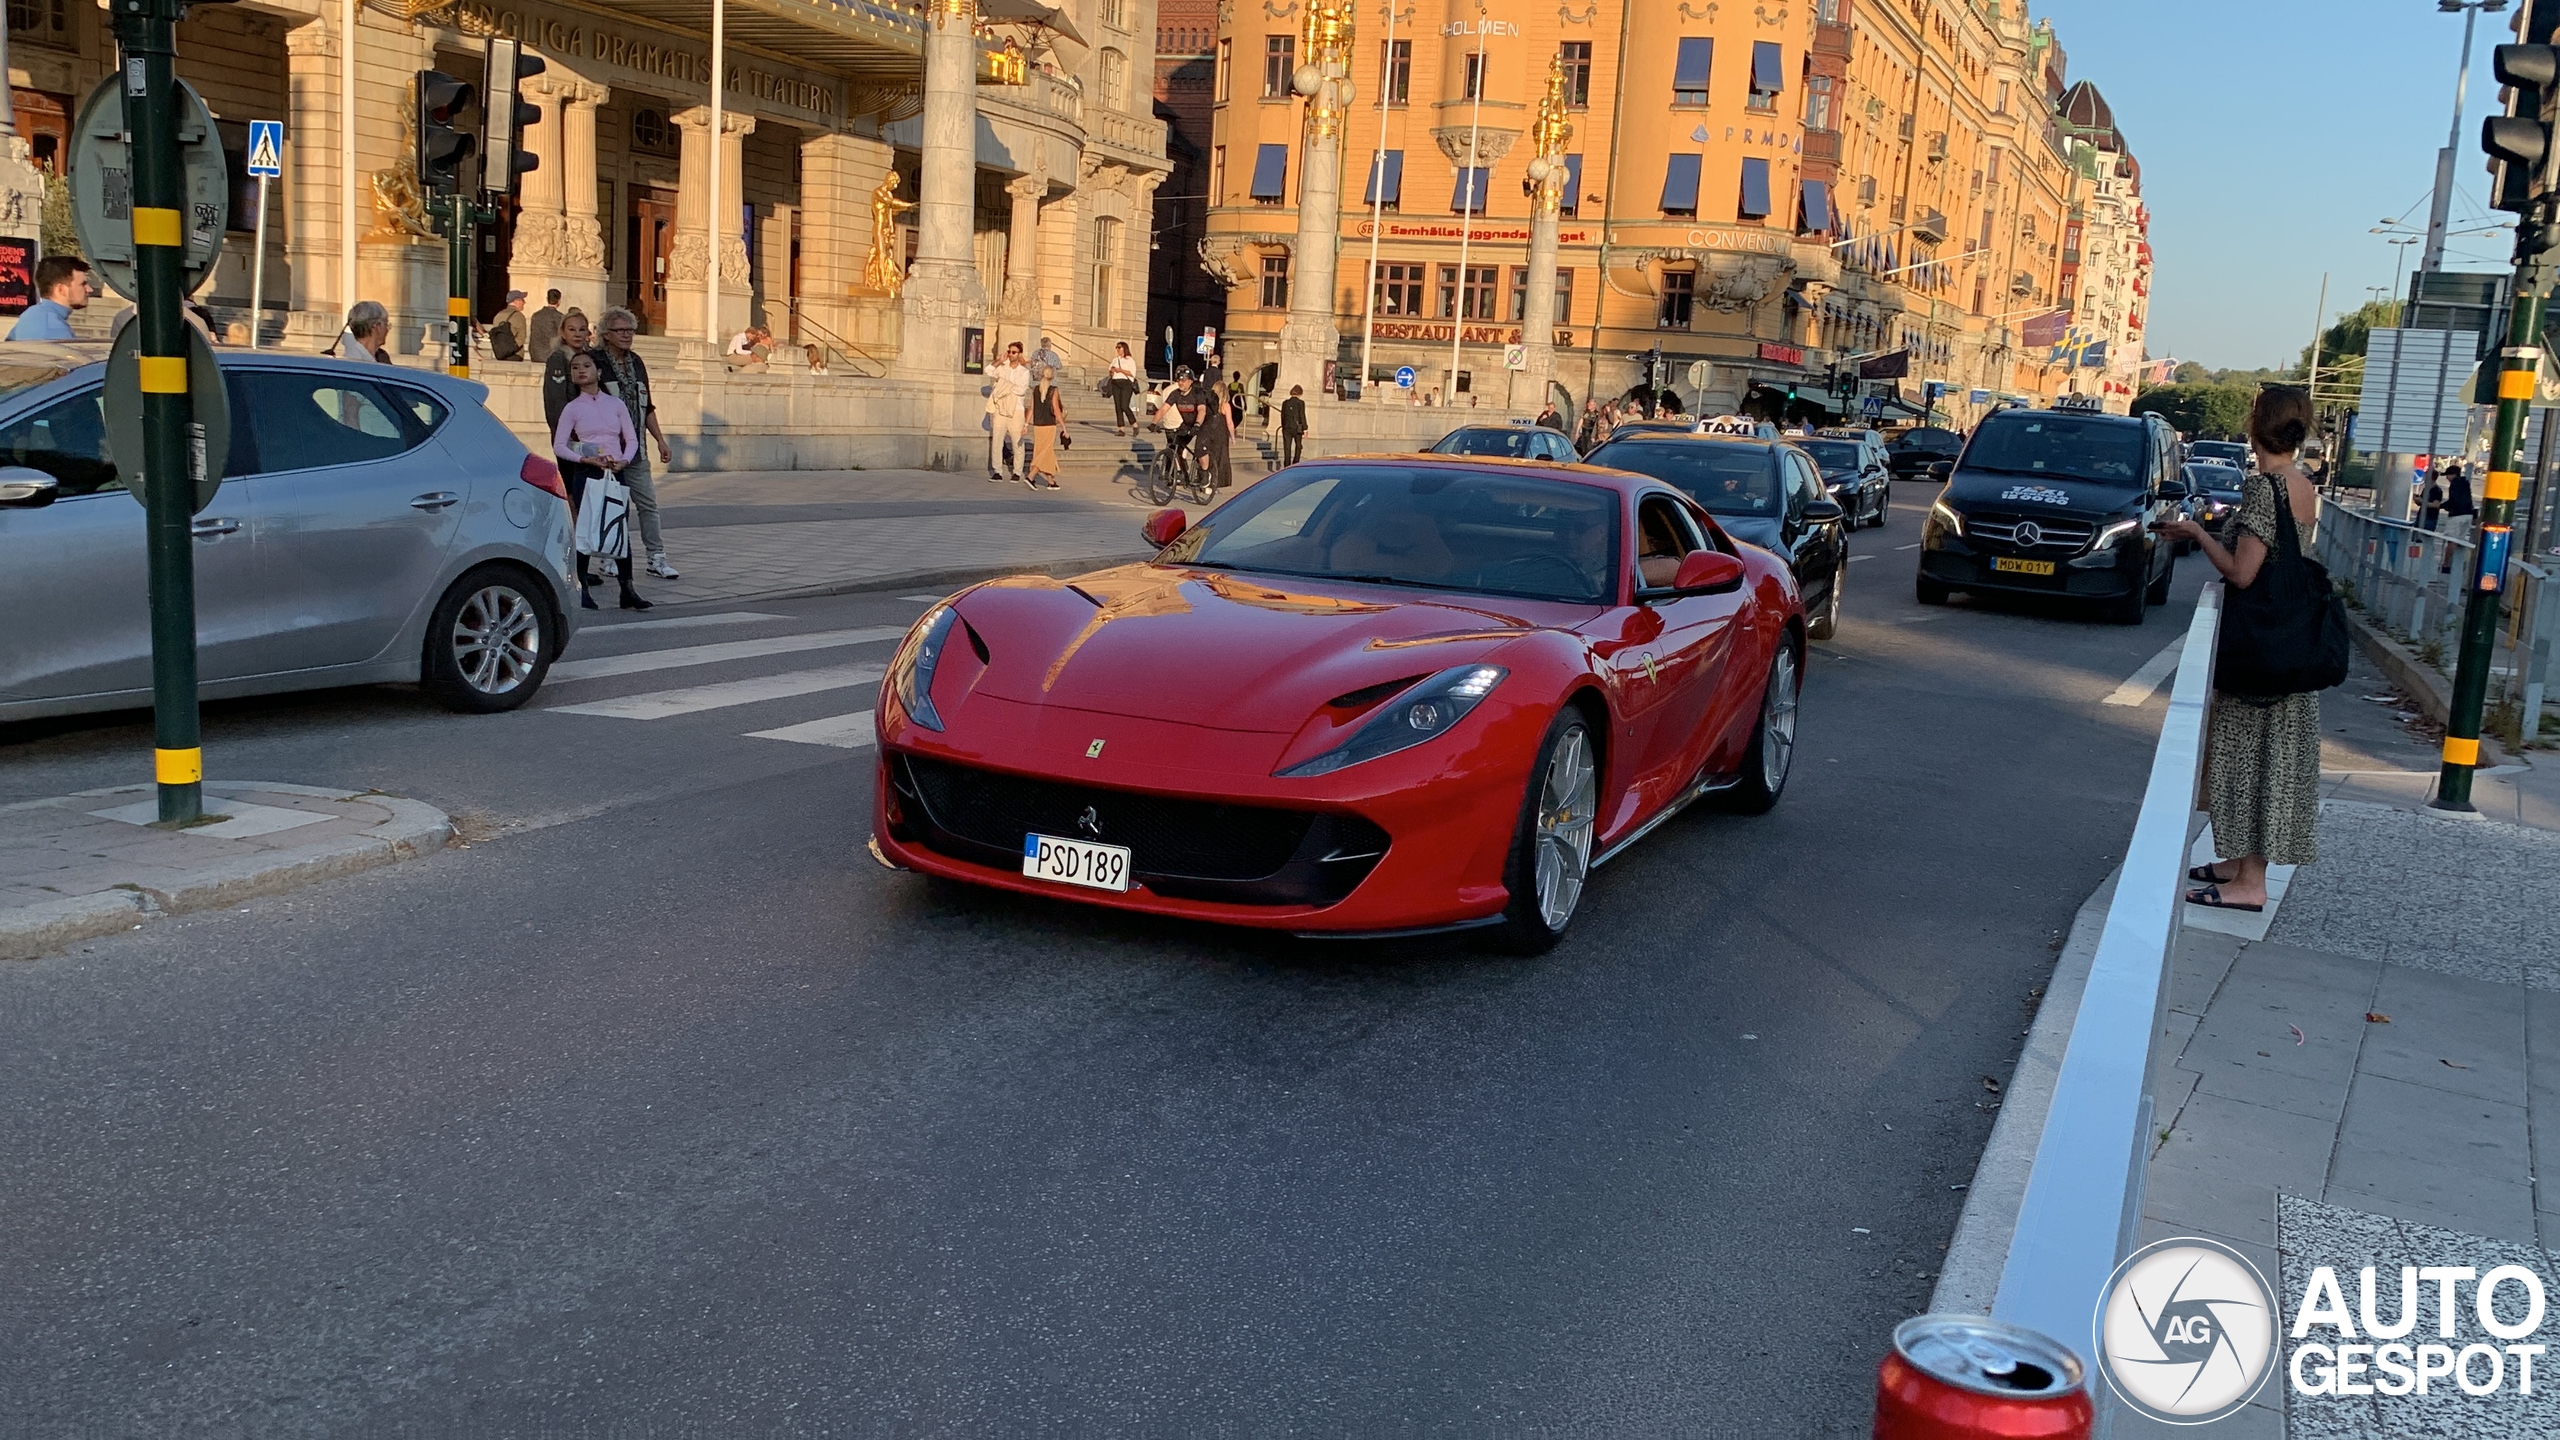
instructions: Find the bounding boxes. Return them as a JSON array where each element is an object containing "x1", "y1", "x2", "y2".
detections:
[{"x1": 2270, "y1": 800, "x2": 2560, "y2": 989}]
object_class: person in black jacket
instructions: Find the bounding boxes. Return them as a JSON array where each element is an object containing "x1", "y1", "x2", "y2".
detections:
[
  {"x1": 1279, "y1": 385, "x2": 1307, "y2": 467},
  {"x1": 540, "y1": 309, "x2": 591, "y2": 438},
  {"x1": 2439, "y1": 462, "x2": 2476, "y2": 573}
]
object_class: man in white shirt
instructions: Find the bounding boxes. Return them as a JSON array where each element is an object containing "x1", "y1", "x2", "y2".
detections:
[
  {"x1": 985, "y1": 340, "x2": 1031, "y2": 483},
  {"x1": 9, "y1": 256, "x2": 92, "y2": 341}
]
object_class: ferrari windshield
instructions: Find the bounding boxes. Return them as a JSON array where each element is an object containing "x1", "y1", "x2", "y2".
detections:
[
  {"x1": 1961, "y1": 413, "x2": 2148, "y2": 485},
  {"x1": 1178, "y1": 464, "x2": 1622, "y2": 603},
  {"x1": 1582, "y1": 438, "x2": 1780, "y2": 517}
]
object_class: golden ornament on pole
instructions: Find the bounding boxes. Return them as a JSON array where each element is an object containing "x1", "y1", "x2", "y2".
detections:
[{"x1": 1525, "y1": 54, "x2": 1575, "y2": 219}]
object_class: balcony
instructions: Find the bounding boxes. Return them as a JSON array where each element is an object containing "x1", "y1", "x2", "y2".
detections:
[
  {"x1": 1925, "y1": 132, "x2": 1948, "y2": 163},
  {"x1": 1089, "y1": 107, "x2": 1169, "y2": 167},
  {"x1": 1911, "y1": 209, "x2": 1948, "y2": 245},
  {"x1": 1897, "y1": 113, "x2": 1916, "y2": 142},
  {"x1": 1813, "y1": 20, "x2": 1852, "y2": 58},
  {"x1": 1802, "y1": 128, "x2": 1841, "y2": 165}
]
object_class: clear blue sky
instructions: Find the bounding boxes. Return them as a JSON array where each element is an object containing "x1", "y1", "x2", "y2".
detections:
[{"x1": 2032, "y1": 0, "x2": 2523, "y2": 373}]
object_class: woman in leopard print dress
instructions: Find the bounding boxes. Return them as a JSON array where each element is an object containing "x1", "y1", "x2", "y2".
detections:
[{"x1": 2153, "y1": 386, "x2": 2321, "y2": 910}]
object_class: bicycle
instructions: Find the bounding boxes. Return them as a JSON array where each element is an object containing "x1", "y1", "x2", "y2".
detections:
[{"x1": 1153, "y1": 429, "x2": 1213, "y2": 506}]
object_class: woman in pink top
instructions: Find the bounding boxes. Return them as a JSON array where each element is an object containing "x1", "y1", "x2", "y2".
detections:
[{"x1": 552, "y1": 351, "x2": 649, "y2": 610}]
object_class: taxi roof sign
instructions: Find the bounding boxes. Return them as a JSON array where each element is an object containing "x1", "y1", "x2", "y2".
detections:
[{"x1": 1698, "y1": 415, "x2": 1777, "y2": 439}]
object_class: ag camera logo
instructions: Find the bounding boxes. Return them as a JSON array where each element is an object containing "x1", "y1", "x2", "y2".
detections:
[{"x1": 2095, "y1": 1236, "x2": 2279, "y2": 1424}]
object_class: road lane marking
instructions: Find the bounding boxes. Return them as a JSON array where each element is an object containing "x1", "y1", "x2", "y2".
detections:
[
  {"x1": 1894, "y1": 543, "x2": 1920, "y2": 551},
  {"x1": 1849, "y1": 554, "x2": 1873, "y2": 562},
  {"x1": 549, "y1": 664, "x2": 886, "y2": 719},
  {"x1": 2102, "y1": 639, "x2": 2188, "y2": 707},
  {"x1": 582, "y1": 610, "x2": 787, "y2": 635},
  {"x1": 746, "y1": 708, "x2": 878, "y2": 748},
  {"x1": 546, "y1": 627, "x2": 905, "y2": 683},
  {"x1": 898, "y1": 594, "x2": 946, "y2": 602}
]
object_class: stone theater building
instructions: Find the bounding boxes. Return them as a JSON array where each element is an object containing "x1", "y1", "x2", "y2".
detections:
[
  {"x1": 6, "y1": 0, "x2": 1170, "y2": 465},
  {"x1": 1197, "y1": 0, "x2": 2147, "y2": 423}
]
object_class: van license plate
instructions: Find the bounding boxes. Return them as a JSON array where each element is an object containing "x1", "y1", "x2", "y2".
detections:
[
  {"x1": 1022, "y1": 833, "x2": 1133, "y2": 892},
  {"x1": 1993, "y1": 557, "x2": 2057, "y2": 576}
]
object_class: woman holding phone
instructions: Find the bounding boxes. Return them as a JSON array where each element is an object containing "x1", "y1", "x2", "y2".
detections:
[{"x1": 552, "y1": 350, "x2": 651, "y2": 611}]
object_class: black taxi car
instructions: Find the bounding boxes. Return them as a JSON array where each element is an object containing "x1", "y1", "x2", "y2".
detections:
[
  {"x1": 1794, "y1": 427, "x2": 1893, "y2": 528},
  {"x1": 1916, "y1": 400, "x2": 2182, "y2": 624},
  {"x1": 1584, "y1": 418, "x2": 1850, "y2": 639}
]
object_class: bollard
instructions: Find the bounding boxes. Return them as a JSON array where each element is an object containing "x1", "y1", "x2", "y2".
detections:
[{"x1": 1874, "y1": 1315, "x2": 2092, "y2": 1439}]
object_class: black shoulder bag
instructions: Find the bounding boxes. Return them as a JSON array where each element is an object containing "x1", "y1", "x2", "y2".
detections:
[{"x1": 2215, "y1": 473, "x2": 2351, "y2": 698}]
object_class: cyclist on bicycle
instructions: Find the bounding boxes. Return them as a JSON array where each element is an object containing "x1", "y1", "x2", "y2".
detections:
[{"x1": 1160, "y1": 368, "x2": 1214, "y2": 498}]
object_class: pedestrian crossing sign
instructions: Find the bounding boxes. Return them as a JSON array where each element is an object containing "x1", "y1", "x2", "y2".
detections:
[{"x1": 245, "y1": 120, "x2": 284, "y2": 178}]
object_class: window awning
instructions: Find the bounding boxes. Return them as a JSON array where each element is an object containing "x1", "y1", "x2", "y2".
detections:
[
  {"x1": 1452, "y1": 166, "x2": 1489, "y2": 213},
  {"x1": 1364, "y1": 149, "x2": 1404, "y2": 205},
  {"x1": 1799, "y1": 177, "x2": 1831, "y2": 234},
  {"x1": 1751, "y1": 41, "x2": 1783, "y2": 94},
  {"x1": 1660, "y1": 153, "x2": 1701, "y2": 212},
  {"x1": 1739, "y1": 157, "x2": 1771, "y2": 219},
  {"x1": 1673, "y1": 37, "x2": 1713, "y2": 91},
  {"x1": 1250, "y1": 143, "x2": 1288, "y2": 200},
  {"x1": 1562, "y1": 154, "x2": 1583, "y2": 211}
]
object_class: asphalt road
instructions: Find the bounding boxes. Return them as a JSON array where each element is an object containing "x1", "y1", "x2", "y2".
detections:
[{"x1": 0, "y1": 495, "x2": 2212, "y2": 1436}]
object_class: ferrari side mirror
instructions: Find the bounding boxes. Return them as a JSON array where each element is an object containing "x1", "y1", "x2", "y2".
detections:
[
  {"x1": 1141, "y1": 507, "x2": 1188, "y2": 547},
  {"x1": 1669, "y1": 550, "x2": 1746, "y2": 595}
]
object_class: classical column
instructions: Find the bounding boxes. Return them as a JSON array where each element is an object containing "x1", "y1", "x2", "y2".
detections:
[
  {"x1": 1001, "y1": 171, "x2": 1045, "y2": 353},
  {"x1": 899, "y1": 0, "x2": 989, "y2": 374},
  {"x1": 1518, "y1": 55, "x2": 1572, "y2": 412},
  {"x1": 1277, "y1": 0, "x2": 1356, "y2": 401},
  {"x1": 557, "y1": 81, "x2": 611, "y2": 312},
  {"x1": 669, "y1": 104, "x2": 754, "y2": 341},
  {"x1": 282, "y1": 19, "x2": 345, "y2": 345}
]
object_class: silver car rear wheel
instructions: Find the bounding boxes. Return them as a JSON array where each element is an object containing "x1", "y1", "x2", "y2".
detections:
[{"x1": 453, "y1": 585, "x2": 542, "y2": 695}]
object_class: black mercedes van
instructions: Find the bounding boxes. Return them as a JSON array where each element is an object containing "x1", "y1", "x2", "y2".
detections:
[{"x1": 1914, "y1": 402, "x2": 2183, "y2": 624}]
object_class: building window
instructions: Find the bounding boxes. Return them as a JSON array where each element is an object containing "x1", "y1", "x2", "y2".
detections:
[
  {"x1": 1363, "y1": 149, "x2": 1405, "y2": 209},
  {"x1": 1439, "y1": 264, "x2": 1497, "y2": 320},
  {"x1": 7, "y1": 0, "x2": 64, "y2": 36},
  {"x1": 631, "y1": 107, "x2": 675, "y2": 156},
  {"x1": 1748, "y1": 41, "x2": 1784, "y2": 111},
  {"x1": 1816, "y1": 0, "x2": 1841, "y2": 18},
  {"x1": 1210, "y1": 145, "x2": 1226, "y2": 205},
  {"x1": 1381, "y1": 39, "x2": 1411, "y2": 107},
  {"x1": 1091, "y1": 217, "x2": 1121, "y2": 327},
  {"x1": 1101, "y1": 0, "x2": 1129, "y2": 29},
  {"x1": 1264, "y1": 35, "x2": 1297, "y2": 99},
  {"x1": 1376, "y1": 262, "x2": 1425, "y2": 316},
  {"x1": 1672, "y1": 38, "x2": 1712, "y2": 106},
  {"x1": 1216, "y1": 39, "x2": 1232, "y2": 102},
  {"x1": 1995, "y1": 80, "x2": 2011, "y2": 115},
  {"x1": 1463, "y1": 52, "x2": 1488, "y2": 101},
  {"x1": 1659, "y1": 269, "x2": 1696, "y2": 330},
  {"x1": 1101, "y1": 49, "x2": 1128, "y2": 111},
  {"x1": 1739, "y1": 157, "x2": 1772, "y2": 219},
  {"x1": 1558, "y1": 153, "x2": 1584, "y2": 215},
  {"x1": 1508, "y1": 267, "x2": 1576, "y2": 325},
  {"x1": 1559, "y1": 42, "x2": 1593, "y2": 109},
  {"x1": 1804, "y1": 74, "x2": 1833, "y2": 132},
  {"x1": 1660, "y1": 153, "x2": 1702, "y2": 217},
  {"x1": 1451, "y1": 166, "x2": 1489, "y2": 215},
  {"x1": 1249, "y1": 143, "x2": 1289, "y2": 203},
  {"x1": 1987, "y1": 148, "x2": 2002, "y2": 184},
  {"x1": 1260, "y1": 254, "x2": 1291, "y2": 308}
]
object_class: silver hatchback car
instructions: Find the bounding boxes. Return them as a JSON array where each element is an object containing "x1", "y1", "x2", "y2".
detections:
[{"x1": 0, "y1": 343, "x2": 581, "y2": 722}]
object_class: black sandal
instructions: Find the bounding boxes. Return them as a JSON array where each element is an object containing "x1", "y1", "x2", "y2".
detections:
[
  {"x1": 2188, "y1": 862, "x2": 2239, "y2": 884},
  {"x1": 2185, "y1": 884, "x2": 2263, "y2": 913}
]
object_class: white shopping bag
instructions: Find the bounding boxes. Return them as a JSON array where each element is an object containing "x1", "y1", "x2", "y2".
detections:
[{"x1": 576, "y1": 474, "x2": 631, "y2": 560}]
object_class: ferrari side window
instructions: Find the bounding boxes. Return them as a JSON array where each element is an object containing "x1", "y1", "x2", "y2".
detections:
[{"x1": 1634, "y1": 495, "x2": 1699, "y2": 589}]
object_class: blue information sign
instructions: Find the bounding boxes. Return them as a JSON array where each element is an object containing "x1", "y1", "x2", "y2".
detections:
[
  {"x1": 1395, "y1": 365, "x2": 1416, "y2": 389},
  {"x1": 245, "y1": 120, "x2": 284, "y2": 178}
]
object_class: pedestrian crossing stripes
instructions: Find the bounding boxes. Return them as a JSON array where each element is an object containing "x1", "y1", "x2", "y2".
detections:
[
  {"x1": 547, "y1": 626, "x2": 905, "y2": 683},
  {"x1": 745, "y1": 709, "x2": 877, "y2": 749},
  {"x1": 549, "y1": 663, "x2": 885, "y2": 720},
  {"x1": 583, "y1": 610, "x2": 788, "y2": 634}
]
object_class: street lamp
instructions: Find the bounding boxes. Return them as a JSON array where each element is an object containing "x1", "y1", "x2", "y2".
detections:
[
  {"x1": 2424, "y1": 0, "x2": 2509, "y2": 273},
  {"x1": 2370, "y1": 228, "x2": 2422, "y2": 318}
]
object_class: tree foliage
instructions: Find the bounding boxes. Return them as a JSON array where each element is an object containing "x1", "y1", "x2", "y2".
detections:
[
  {"x1": 2298, "y1": 299, "x2": 2397, "y2": 373},
  {"x1": 2132, "y1": 383, "x2": 2255, "y2": 439}
]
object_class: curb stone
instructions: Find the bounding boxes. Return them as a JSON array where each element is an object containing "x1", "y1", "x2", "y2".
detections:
[
  {"x1": 0, "y1": 785, "x2": 451, "y2": 961},
  {"x1": 2344, "y1": 607, "x2": 2511, "y2": 764}
]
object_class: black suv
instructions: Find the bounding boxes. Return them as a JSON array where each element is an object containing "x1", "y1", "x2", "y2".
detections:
[
  {"x1": 1885, "y1": 426, "x2": 1965, "y2": 480},
  {"x1": 1916, "y1": 405, "x2": 2183, "y2": 624}
]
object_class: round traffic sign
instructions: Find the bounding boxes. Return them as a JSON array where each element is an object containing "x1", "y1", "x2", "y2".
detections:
[
  {"x1": 69, "y1": 75, "x2": 229, "y2": 300},
  {"x1": 1395, "y1": 365, "x2": 1417, "y2": 389},
  {"x1": 105, "y1": 321, "x2": 230, "y2": 515},
  {"x1": 1687, "y1": 360, "x2": 1713, "y2": 390}
]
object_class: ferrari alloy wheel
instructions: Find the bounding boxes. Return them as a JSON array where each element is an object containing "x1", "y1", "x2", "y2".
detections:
[
  {"x1": 1726, "y1": 642, "x2": 1799, "y2": 815},
  {"x1": 423, "y1": 564, "x2": 553, "y2": 713},
  {"x1": 1496, "y1": 713, "x2": 1598, "y2": 953}
]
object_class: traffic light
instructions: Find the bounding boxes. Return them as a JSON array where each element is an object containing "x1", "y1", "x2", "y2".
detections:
[
  {"x1": 2487, "y1": 1, "x2": 2560, "y2": 214},
  {"x1": 416, "y1": 70, "x2": 476, "y2": 195},
  {"x1": 483, "y1": 37, "x2": 545, "y2": 195}
]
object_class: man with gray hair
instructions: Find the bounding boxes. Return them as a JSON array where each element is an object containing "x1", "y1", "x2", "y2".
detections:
[
  {"x1": 591, "y1": 307, "x2": 678, "y2": 578},
  {"x1": 336, "y1": 300, "x2": 392, "y2": 363}
]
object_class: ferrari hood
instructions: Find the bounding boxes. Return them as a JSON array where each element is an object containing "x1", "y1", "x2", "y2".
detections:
[{"x1": 951, "y1": 565, "x2": 1574, "y2": 732}]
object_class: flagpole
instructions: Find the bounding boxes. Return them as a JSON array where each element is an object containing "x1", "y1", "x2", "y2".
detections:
[
  {"x1": 1447, "y1": 1, "x2": 1487, "y2": 404},
  {"x1": 1358, "y1": 0, "x2": 1395, "y2": 402}
]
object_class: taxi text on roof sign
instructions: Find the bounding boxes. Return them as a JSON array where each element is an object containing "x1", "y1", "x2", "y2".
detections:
[{"x1": 1699, "y1": 416, "x2": 1778, "y2": 439}]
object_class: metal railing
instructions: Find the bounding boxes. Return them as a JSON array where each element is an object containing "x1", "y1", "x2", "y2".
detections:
[
  {"x1": 2318, "y1": 496, "x2": 2558, "y2": 742},
  {"x1": 1985, "y1": 584, "x2": 2222, "y2": 1395},
  {"x1": 784, "y1": 300, "x2": 891, "y2": 379}
]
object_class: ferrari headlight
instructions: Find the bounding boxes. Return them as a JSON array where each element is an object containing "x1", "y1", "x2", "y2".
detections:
[
  {"x1": 2090, "y1": 518, "x2": 2141, "y2": 552},
  {"x1": 888, "y1": 604, "x2": 959, "y2": 731},
  {"x1": 1277, "y1": 664, "x2": 1507, "y2": 777},
  {"x1": 1927, "y1": 497, "x2": 1965, "y2": 536}
]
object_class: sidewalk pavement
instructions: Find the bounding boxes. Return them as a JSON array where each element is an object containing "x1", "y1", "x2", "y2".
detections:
[
  {"x1": 0, "y1": 783, "x2": 450, "y2": 959},
  {"x1": 2126, "y1": 651, "x2": 2560, "y2": 1437}
]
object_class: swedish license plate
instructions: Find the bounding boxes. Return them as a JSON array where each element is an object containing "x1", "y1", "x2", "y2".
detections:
[
  {"x1": 1022, "y1": 832, "x2": 1133, "y2": 892},
  {"x1": 1993, "y1": 557, "x2": 2057, "y2": 576}
]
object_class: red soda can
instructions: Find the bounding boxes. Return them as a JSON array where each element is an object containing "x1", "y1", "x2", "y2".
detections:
[{"x1": 1874, "y1": 1314, "x2": 2093, "y2": 1439}]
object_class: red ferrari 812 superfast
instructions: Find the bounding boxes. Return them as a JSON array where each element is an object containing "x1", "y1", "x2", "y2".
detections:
[{"x1": 870, "y1": 456, "x2": 1805, "y2": 950}]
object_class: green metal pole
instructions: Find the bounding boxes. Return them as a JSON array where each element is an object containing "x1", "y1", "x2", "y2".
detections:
[
  {"x1": 2435, "y1": 260, "x2": 2546, "y2": 810},
  {"x1": 116, "y1": 0, "x2": 200, "y2": 824},
  {"x1": 447, "y1": 191, "x2": 472, "y2": 378}
]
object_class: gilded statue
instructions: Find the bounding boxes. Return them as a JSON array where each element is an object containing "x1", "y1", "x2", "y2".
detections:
[
  {"x1": 366, "y1": 157, "x2": 438, "y2": 241},
  {"x1": 1525, "y1": 53, "x2": 1575, "y2": 218},
  {"x1": 864, "y1": 171, "x2": 917, "y2": 297}
]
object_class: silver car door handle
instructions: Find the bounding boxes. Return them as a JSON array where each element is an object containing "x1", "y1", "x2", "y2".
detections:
[
  {"x1": 190, "y1": 517, "x2": 239, "y2": 537},
  {"x1": 410, "y1": 491, "x2": 461, "y2": 511}
]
